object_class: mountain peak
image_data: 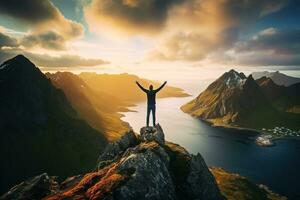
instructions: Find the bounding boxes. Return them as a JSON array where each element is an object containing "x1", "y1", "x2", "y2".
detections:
[
  {"x1": 8, "y1": 54, "x2": 33, "y2": 66},
  {"x1": 221, "y1": 69, "x2": 247, "y2": 87},
  {"x1": 0, "y1": 54, "x2": 37, "y2": 73}
]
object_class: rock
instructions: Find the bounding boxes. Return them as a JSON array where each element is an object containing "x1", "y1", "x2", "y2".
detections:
[
  {"x1": 97, "y1": 130, "x2": 139, "y2": 169},
  {"x1": 140, "y1": 124, "x2": 165, "y2": 145},
  {"x1": 2, "y1": 126, "x2": 225, "y2": 200},
  {"x1": 107, "y1": 141, "x2": 175, "y2": 200},
  {"x1": 0, "y1": 173, "x2": 58, "y2": 200},
  {"x1": 187, "y1": 153, "x2": 223, "y2": 200}
]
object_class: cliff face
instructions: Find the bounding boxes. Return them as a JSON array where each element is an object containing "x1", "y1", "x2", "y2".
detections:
[
  {"x1": 1, "y1": 125, "x2": 224, "y2": 200},
  {"x1": 46, "y1": 72, "x2": 130, "y2": 141}
]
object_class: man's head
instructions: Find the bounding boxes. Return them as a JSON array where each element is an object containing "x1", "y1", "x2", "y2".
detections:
[{"x1": 149, "y1": 85, "x2": 153, "y2": 90}]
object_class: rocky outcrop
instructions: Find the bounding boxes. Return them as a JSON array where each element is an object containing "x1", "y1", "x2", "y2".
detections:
[
  {"x1": 1, "y1": 125, "x2": 224, "y2": 200},
  {"x1": 140, "y1": 124, "x2": 165, "y2": 145}
]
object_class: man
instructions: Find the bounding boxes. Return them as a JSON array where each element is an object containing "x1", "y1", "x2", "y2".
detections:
[{"x1": 136, "y1": 81, "x2": 167, "y2": 127}]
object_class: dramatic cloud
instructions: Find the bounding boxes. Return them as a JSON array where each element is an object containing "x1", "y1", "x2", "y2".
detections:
[
  {"x1": 85, "y1": 0, "x2": 287, "y2": 35},
  {"x1": 149, "y1": 28, "x2": 238, "y2": 61},
  {"x1": 231, "y1": 28, "x2": 300, "y2": 66},
  {"x1": 0, "y1": 49, "x2": 109, "y2": 68},
  {"x1": 84, "y1": 0, "x2": 182, "y2": 35},
  {"x1": 0, "y1": 0, "x2": 84, "y2": 50},
  {"x1": 149, "y1": 0, "x2": 288, "y2": 62},
  {"x1": 0, "y1": 32, "x2": 18, "y2": 48}
]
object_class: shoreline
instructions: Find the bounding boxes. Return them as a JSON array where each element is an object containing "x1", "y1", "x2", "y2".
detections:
[
  {"x1": 198, "y1": 118, "x2": 261, "y2": 135},
  {"x1": 195, "y1": 117, "x2": 300, "y2": 146}
]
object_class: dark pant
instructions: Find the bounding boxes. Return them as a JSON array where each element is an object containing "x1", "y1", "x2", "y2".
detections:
[{"x1": 147, "y1": 105, "x2": 156, "y2": 127}]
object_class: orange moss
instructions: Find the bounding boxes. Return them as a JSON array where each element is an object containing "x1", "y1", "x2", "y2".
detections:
[
  {"x1": 44, "y1": 162, "x2": 124, "y2": 200},
  {"x1": 86, "y1": 173, "x2": 127, "y2": 199}
]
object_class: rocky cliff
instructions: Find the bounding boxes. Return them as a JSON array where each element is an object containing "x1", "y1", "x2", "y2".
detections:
[{"x1": 1, "y1": 125, "x2": 224, "y2": 200}]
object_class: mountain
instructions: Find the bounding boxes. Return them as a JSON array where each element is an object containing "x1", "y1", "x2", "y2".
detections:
[
  {"x1": 46, "y1": 72, "x2": 130, "y2": 141},
  {"x1": 181, "y1": 69, "x2": 300, "y2": 129},
  {"x1": 79, "y1": 72, "x2": 190, "y2": 104},
  {"x1": 182, "y1": 69, "x2": 272, "y2": 125},
  {"x1": 255, "y1": 76, "x2": 285, "y2": 100},
  {"x1": 1, "y1": 125, "x2": 225, "y2": 200},
  {"x1": 0, "y1": 55, "x2": 107, "y2": 194},
  {"x1": 256, "y1": 77, "x2": 300, "y2": 114},
  {"x1": 252, "y1": 71, "x2": 300, "y2": 86}
]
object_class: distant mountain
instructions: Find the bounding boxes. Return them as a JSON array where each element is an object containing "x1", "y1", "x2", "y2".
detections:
[
  {"x1": 252, "y1": 71, "x2": 300, "y2": 86},
  {"x1": 182, "y1": 69, "x2": 300, "y2": 129},
  {"x1": 79, "y1": 72, "x2": 190, "y2": 103},
  {"x1": 0, "y1": 55, "x2": 107, "y2": 194},
  {"x1": 46, "y1": 72, "x2": 130, "y2": 141}
]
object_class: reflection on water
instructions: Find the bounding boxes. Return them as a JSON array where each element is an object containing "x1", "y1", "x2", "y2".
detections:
[{"x1": 122, "y1": 97, "x2": 300, "y2": 199}]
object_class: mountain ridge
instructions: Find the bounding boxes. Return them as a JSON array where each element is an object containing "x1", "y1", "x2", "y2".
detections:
[{"x1": 252, "y1": 71, "x2": 300, "y2": 86}]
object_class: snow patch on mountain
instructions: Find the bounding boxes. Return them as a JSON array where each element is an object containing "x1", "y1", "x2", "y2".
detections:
[{"x1": 225, "y1": 70, "x2": 247, "y2": 88}]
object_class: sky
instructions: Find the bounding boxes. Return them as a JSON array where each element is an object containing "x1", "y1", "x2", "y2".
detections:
[{"x1": 0, "y1": 0, "x2": 300, "y2": 84}]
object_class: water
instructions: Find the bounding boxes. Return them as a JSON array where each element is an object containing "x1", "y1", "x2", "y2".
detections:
[{"x1": 122, "y1": 97, "x2": 300, "y2": 199}]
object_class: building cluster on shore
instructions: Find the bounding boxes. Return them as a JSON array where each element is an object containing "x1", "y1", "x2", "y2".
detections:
[
  {"x1": 256, "y1": 127, "x2": 300, "y2": 146},
  {"x1": 262, "y1": 127, "x2": 300, "y2": 138}
]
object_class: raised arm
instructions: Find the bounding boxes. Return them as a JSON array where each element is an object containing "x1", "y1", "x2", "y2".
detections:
[
  {"x1": 136, "y1": 81, "x2": 148, "y2": 93},
  {"x1": 155, "y1": 81, "x2": 167, "y2": 93}
]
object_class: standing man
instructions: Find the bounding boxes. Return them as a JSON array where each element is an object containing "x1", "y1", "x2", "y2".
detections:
[{"x1": 136, "y1": 81, "x2": 167, "y2": 127}]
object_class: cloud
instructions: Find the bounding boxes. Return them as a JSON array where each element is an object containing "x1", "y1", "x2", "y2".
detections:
[
  {"x1": 84, "y1": 0, "x2": 182, "y2": 35},
  {"x1": 230, "y1": 28, "x2": 300, "y2": 66},
  {"x1": 235, "y1": 28, "x2": 300, "y2": 55},
  {"x1": 21, "y1": 31, "x2": 67, "y2": 50},
  {"x1": 148, "y1": 0, "x2": 288, "y2": 62},
  {"x1": 27, "y1": 53, "x2": 109, "y2": 68},
  {"x1": 0, "y1": 31, "x2": 18, "y2": 48},
  {"x1": 0, "y1": 0, "x2": 84, "y2": 50},
  {"x1": 0, "y1": 49, "x2": 109, "y2": 68},
  {"x1": 149, "y1": 28, "x2": 239, "y2": 61}
]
